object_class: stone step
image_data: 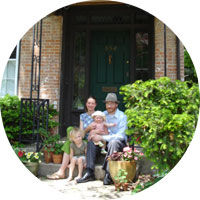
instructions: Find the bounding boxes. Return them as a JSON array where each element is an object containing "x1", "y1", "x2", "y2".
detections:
[
  {"x1": 22, "y1": 141, "x2": 156, "y2": 179},
  {"x1": 37, "y1": 157, "x2": 156, "y2": 180}
]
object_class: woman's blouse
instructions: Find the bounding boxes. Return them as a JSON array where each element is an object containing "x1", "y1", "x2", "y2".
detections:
[{"x1": 80, "y1": 112, "x2": 94, "y2": 139}]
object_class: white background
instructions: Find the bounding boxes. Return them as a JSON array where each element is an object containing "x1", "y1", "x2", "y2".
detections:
[{"x1": 0, "y1": 0, "x2": 200, "y2": 199}]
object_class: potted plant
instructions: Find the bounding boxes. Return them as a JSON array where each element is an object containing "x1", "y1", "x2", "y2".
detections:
[
  {"x1": 108, "y1": 146, "x2": 144, "y2": 183},
  {"x1": 52, "y1": 143, "x2": 64, "y2": 164},
  {"x1": 14, "y1": 148, "x2": 42, "y2": 176},
  {"x1": 39, "y1": 128, "x2": 60, "y2": 163},
  {"x1": 114, "y1": 169, "x2": 129, "y2": 191}
]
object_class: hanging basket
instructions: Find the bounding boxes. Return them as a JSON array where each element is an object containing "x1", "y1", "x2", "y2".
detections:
[{"x1": 109, "y1": 160, "x2": 136, "y2": 183}]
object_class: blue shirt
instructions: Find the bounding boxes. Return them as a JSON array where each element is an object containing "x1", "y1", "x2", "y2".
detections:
[
  {"x1": 80, "y1": 113, "x2": 94, "y2": 140},
  {"x1": 102, "y1": 109, "x2": 127, "y2": 142}
]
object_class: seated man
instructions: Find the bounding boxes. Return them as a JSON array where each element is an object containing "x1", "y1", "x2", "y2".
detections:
[{"x1": 77, "y1": 93, "x2": 127, "y2": 185}]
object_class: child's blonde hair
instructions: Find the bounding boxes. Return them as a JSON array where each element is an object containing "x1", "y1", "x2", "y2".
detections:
[
  {"x1": 92, "y1": 110, "x2": 106, "y2": 121},
  {"x1": 69, "y1": 127, "x2": 84, "y2": 142}
]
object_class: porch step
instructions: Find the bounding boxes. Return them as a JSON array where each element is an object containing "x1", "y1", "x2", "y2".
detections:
[
  {"x1": 38, "y1": 162, "x2": 105, "y2": 180},
  {"x1": 37, "y1": 157, "x2": 156, "y2": 180},
  {"x1": 21, "y1": 142, "x2": 157, "y2": 179}
]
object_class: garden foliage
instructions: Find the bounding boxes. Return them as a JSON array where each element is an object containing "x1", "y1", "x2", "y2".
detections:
[
  {"x1": 0, "y1": 94, "x2": 59, "y2": 145},
  {"x1": 120, "y1": 77, "x2": 200, "y2": 173}
]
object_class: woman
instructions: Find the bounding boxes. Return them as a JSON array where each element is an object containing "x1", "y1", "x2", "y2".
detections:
[{"x1": 47, "y1": 96, "x2": 97, "y2": 180}]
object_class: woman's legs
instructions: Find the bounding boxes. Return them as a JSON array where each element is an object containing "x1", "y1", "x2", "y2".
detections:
[
  {"x1": 57, "y1": 152, "x2": 70, "y2": 175},
  {"x1": 66, "y1": 157, "x2": 76, "y2": 181}
]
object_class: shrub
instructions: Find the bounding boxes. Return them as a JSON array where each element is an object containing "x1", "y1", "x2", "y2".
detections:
[
  {"x1": 120, "y1": 77, "x2": 200, "y2": 173},
  {"x1": 0, "y1": 94, "x2": 59, "y2": 145}
]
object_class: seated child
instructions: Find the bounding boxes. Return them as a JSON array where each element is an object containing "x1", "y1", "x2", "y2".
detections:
[
  {"x1": 66, "y1": 127, "x2": 87, "y2": 181},
  {"x1": 89, "y1": 110, "x2": 116, "y2": 154}
]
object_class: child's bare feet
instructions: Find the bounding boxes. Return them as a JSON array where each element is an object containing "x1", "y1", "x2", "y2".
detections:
[{"x1": 66, "y1": 176, "x2": 73, "y2": 181}]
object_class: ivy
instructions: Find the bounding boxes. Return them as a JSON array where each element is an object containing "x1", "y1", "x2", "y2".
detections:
[{"x1": 120, "y1": 77, "x2": 200, "y2": 173}]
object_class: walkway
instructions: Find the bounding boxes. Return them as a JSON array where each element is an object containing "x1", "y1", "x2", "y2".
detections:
[{"x1": 39, "y1": 177, "x2": 134, "y2": 200}]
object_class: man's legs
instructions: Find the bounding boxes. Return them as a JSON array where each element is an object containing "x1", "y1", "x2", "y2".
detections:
[{"x1": 76, "y1": 140, "x2": 101, "y2": 183}]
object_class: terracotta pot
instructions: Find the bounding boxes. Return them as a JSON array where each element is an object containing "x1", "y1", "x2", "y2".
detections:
[
  {"x1": 114, "y1": 182, "x2": 122, "y2": 191},
  {"x1": 24, "y1": 162, "x2": 39, "y2": 176},
  {"x1": 122, "y1": 183, "x2": 129, "y2": 191},
  {"x1": 52, "y1": 153, "x2": 63, "y2": 164},
  {"x1": 109, "y1": 160, "x2": 136, "y2": 183},
  {"x1": 43, "y1": 150, "x2": 53, "y2": 163}
]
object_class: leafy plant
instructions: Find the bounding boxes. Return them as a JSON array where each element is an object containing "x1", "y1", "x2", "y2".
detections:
[
  {"x1": 53, "y1": 143, "x2": 64, "y2": 155},
  {"x1": 120, "y1": 77, "x2": 200, "y2": 173},
  {"x1": 114, "y1": 169, "x2": 128, "y2": 184},
  {"x1": 39, "y1": 128, "x2": 59, "y2": 152},
  {"x1": 0, "y1": 94, "x2": 59, "y2": 145},
  {"x1": 184, "y1": 48, "x2": 198, "y2": 83}
]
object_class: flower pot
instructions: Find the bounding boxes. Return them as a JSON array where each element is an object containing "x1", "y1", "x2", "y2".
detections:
[
  {"x1": 43, "y1": 150, "x2": 53, "y2": 163},
  {"x1": 109, "y1": 160, "x2": 136, "y2": 183},
  {"x1": 24, "y1": 162, "x2": 39, "y2": 176},
  {"x1": 52, "y1": 153, "x2": 63, "y2": 164},
  {"x1": 122, "y1": 183, "x2": 129, "y2": 191},
  {"x1": 114, "y1": 182, "x2": 122, "y2": 191}
]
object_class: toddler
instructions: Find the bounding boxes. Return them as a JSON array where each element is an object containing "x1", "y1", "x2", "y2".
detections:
[
  {"x1": 89, "y1": 110, "x2": 116, "y2": 154},
  {"x1": 66, "y1": 127, "x2": 87, "y2": 181}
]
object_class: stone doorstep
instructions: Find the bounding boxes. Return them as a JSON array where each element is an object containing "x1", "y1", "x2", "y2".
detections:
[
  {"x1": 38, "y1": 158, "x2": 156, "y2": 180},
  {"x1": 22, "y1": 142, "x2": 156, "y2": 179},
  {"x1": 38, "y1": 162, "x2": 105, "y2": 180}
]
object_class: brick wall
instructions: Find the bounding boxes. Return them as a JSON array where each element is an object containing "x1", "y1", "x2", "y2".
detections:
[
  {"x1": 18, "y1": 15, "x2": 63, "y2": 110},
  {"x1": 154, "y1": 18, "x2": 184, "y2": 80},
  {"x1": 18, "y1": 15, "x2": 185, "y2": 111}
]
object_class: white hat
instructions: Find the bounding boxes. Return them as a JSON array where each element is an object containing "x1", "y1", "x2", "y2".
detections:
[{"x1": 92, "y1": 111, "x2": 106, "y2": 120}]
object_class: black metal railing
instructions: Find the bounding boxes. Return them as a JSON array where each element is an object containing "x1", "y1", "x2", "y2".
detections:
[
  {"x1": 19, "y1": 20, "x2": 50, "y2": 152},
  {"x1": 19, "y1": 98, "x2": 49, "y2": 152}
]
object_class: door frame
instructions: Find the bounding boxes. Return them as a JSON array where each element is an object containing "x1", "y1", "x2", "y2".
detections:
[{"x1": 59, "y1": 4, "x2": 155, "y2": 136}]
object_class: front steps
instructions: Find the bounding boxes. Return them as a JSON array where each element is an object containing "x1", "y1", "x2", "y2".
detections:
[{"x1": 21, "y1": 142, "x2": 156, "y2": 179}]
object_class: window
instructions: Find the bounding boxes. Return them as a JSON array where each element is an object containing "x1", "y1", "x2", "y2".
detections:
[
  {"x1": 0, "y1": 44, "x2": 20, "y2": 97},
  {"x1": 72, "y1": 32, "x2": 86, "y2": 110}
]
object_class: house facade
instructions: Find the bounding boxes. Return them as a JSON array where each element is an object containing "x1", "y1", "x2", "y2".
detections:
[{"x1": 2, "y1": 1, "x2": 184, "y2": 136}]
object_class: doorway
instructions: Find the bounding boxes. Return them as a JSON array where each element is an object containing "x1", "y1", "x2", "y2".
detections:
[{"x1": 90, "y1": 31, "x2": 130, "y2": 111}]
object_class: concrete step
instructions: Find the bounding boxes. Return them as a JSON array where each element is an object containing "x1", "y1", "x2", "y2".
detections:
[
  {"x1": 22, "y1": 142, "x2": 156, "y2": 179},
  {"x1": 37, "y1": 157, "x2": 156, "y2": 180}
]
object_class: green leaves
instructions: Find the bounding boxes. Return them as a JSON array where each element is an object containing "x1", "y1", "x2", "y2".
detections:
[
  {"x1": 120, "y1": 77, "x2": 200, "y2": 173},
  {"x1": 0, "y1": 94, "x2": 59, "y2": 146}
]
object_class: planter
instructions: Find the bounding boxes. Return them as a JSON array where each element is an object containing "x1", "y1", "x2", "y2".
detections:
[
  {"x1": 24, "y1": 162, "x2": 39, "y2": 176},
  {"x1": 122, "y1": 183, "x2": 129, "y2": 191},
  {"x1": 109, "y1": 160, "x2": 136, "y2": 183},
  {"x1": 52, "y1": 153, "x2": 63, "y2": 164},
  {"x1": 43, "y1": 150, "x2": 53, "y2": 163}
]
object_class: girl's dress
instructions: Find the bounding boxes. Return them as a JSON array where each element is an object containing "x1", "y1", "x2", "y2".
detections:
[{"x1": 61, "y1": 113, "x2": 93, "y2": 154}]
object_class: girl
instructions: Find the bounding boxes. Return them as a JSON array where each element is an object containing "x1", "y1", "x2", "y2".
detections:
[
  {"x1": 89, "y1": 110, "x2": 116, "y2": 154},
  {"x1": 66, "y1": 127, "x2": 87, "y2": 181}
]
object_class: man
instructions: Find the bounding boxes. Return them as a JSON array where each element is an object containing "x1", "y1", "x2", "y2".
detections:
[{"x1": 77, "y1": 93, "x2": 127, "y2": 185}]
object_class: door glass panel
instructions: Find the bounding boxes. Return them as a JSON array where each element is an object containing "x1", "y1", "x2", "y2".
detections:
[
  {"x1": 135, "y1": 32, "x2": 150, "y2": 81},
  {"x1": 73, "y1": 32, "x2": 86, "y2": 110}
]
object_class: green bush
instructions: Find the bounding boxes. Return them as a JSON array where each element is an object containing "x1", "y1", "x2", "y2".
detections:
[
  {"x1": 120, "y1": 77, "x2": 200, "y2": 173},
  {"x1": 0, "y1": 94, "x2": 59, "y2": 145}
]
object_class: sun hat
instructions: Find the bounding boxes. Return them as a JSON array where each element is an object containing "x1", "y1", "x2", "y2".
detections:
[
  {"x1": 92, "y1": 111, "x2": 106, "y2": 120},
  {"x1": 104, "y1": 93, "x2": 120, "y2": 103}
]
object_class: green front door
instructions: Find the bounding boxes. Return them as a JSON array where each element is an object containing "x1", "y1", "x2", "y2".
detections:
[{"x1": 90, "y1": 31, "x2": 130, "y2": 111}]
